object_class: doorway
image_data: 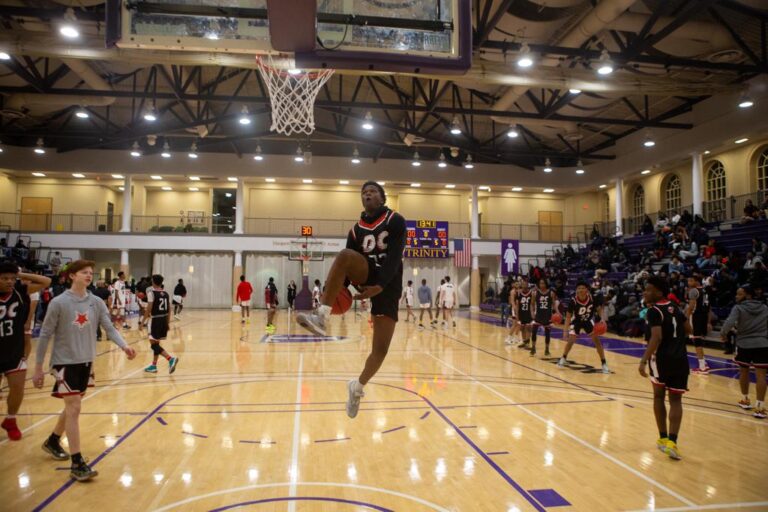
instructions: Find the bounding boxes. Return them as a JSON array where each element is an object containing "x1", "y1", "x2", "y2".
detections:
[
  {"x1": 538, "y1": 211, "x2": 563, "y2": 242},
  {"x1": 106, "y1": 202, "x2": 114, "y2": 232},
  {"x1": 20, "y1": 197, "x2": 52, "y2": 232}
]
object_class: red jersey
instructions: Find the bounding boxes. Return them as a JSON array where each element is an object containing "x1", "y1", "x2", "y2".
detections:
[{"x1": 236, "y1": 281, "x2": 253, "y2": 301}]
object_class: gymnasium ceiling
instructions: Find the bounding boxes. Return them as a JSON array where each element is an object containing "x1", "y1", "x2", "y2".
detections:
[{"x1": 0, "y1": 0, "x2": 767, "y2": 182}]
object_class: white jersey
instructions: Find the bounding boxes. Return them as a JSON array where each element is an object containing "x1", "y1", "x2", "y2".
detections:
[
  {"x1": 404, "y1": 286, "x2": 414, "y2": 306},
  {"x1": 440, "y1": 283, "x2": 456, "y2": 307},
  {"x1": 112, "y1": 280, "x2": 126, "y2": 307},
  {"x1": 312, "y1": 286, "x2": 321, "y2": 305}
]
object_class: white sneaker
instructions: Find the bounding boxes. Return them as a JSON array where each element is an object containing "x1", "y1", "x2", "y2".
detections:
[
  {"x1": 297, "y1": 310, "x2": 328, "y2": 336},
  {"x1": 174, "y1": 314, "x2": 180, "y2": 320},
  {"x1": 346, "y1": 380, "x2": 365, "y2": 418},
  {"x1": 602, "y1": 363, "x2": 611, "y2": 374},
  {"x1": 557, "y1": 357, "x2": 567, "y2": 368},
  {"x1": 504, "y1": 336, "x2": 514, "y2": 345}
]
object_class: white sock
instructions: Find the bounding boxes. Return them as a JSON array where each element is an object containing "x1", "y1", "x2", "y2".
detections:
[
  {"x1": 698, "y1": 358, "x2": 706, "y2": 370},
  {"x1": 317, "y1": 305, "x2": 331, "y2": 318},
  {"x1": 758, "y1": 401, "x2": 764, "y2": 409}
]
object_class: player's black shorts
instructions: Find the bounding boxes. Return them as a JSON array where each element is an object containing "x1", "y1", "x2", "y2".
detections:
[
  {"x1": 149, "y1": 316, "x2": 169, "y2": 341},
  {"x1": 734, "y1": 346, "x2": 768, "y2": 368},
  {"x1": 0, "y1": 357, "x2": 27, "y2": 375},
  {"x1": 534, "y1": 315, "x2": 551, "y2": 327},
  {"x1": 517, "y1": 312, "x2": 532, "y2": 325},
  {"x1": 648, "y1": 355, "x2": 689, "y2": 394},
  {"x1": 569, "y1": 319, "x2": 594, "y2": 335},
  {"x1": 362, "y1": 258, "x2": 401, "y2": 322},
  {"x1": 690, "y1": 316, "x2": 708, "y2": 345},
  {"x1": 51, "y1": 362, "x2": 94, "y2": 398}
]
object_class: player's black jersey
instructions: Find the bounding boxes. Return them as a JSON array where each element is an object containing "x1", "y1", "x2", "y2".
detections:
[
  {"x1": 147, "y1": 288, "x2": 170, "y2": 318},
  {"x1": 517, "y1": 290, "x2": 533, "y2": 317},
  {"x1": 645, "y1": 300, "x2": 688, "y2": 363},
  {"x1": 568, "y1": 294, "x2": 599, "y2": 323},
  {"x1": 0, "y1": 283, "x2": 29, "y2": 363},
  {"x1": 347, "y1": 207, "x2": 406, "y2": 290},
  {"x1": 688, "y1": 287, "x2": 710, "y2": 319},
  {"x1": 534, "y1": 289, "x2": 554, "y2": 322}
]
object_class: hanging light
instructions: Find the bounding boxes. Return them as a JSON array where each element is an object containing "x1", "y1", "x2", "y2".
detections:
[
  {"x1": 59, "y1": 8, "x2": 79, "y2": 39},
  {"x1": 449, "y1": 116, "x2": 462, "y2": 135},
  {"x1": 0, "y1": 52, "x2": 10, "y2": 61},
  {"x1": 411, "y1": 151, "x2": 421, "y2": 167},
  {"x1": 351, "y1": 147, "x2": 361, "y2": 164},
  {"x1": 437, "y1": 152, "x2": 447, "y2": 168},
  {"x1": 643, "y1": 135, "x2": 656, "y2": 148},
  {"x1": 253, "y1": 144, "x2": 264, "y2": 161},
  {"x1": 362, "y1": 111, "x2": 374, "y2": 130},
  {"x1": 188, "y1": 142, "x2": 199, "y2": 159},
  {"x1": 463, "y1": 154, "x2": 474, "y2": 169},
  {"x1": 569, "y1": 88, "x2": 582, "y2": 94},
  {"x1": 543, "y1": 158, "x2": 552, "y2": 173},
  {"x1": 294, "y1": 145, "x2": 304, "y2": 163},
  {"x1": 506, "y1": 125, "x2": 519, "y2": 138},
  {"x1": 516, "y1": 42, "x2": 534, "y2": 68},
  {"x1": 143, "y1": 103, "x2": 157, "y2": 122},
  {"x1": 130, "y1": 141, "x2": 142, "y2": 157},
  {"x1": 34, "y1": 138, "x2": 45, "y2": 155},
  {"x1": 738, "y1": 93, "x2": 754, "y2": 109},
  {"x1": 75, "y1": 108, "x2": 89, "y2": 119},
  {"x1": 596, "y1": 49, "x2": 614, "y2": 75},
  {"x1": 161, "y1": 142, "x2": 171, "y2": 158},
  {"x1": 239, "y1": 106, "x2": 251, "y2": 125},
  {"x1": 575, "y1": 160, "x2": 585, "y2": 174}
]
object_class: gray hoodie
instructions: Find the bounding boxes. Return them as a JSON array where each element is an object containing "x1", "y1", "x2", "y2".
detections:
[
  {"x1": 36, "y1": 289, "x2": 128, "y2": 366},
  {"x1": 720, "y1": 299, "x2": 768, "y2": 349}
]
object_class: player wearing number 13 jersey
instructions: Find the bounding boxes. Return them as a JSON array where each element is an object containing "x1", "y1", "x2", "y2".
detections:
[
  {"x1": 143, "y1": 275, "x2": 178, "y2": 375},
  {"x1": 558, "y1": 282, "x2": 610, "y2": 373},
  {"x1": 297, "y1": 181, "x2": 406, "y2": 419}
]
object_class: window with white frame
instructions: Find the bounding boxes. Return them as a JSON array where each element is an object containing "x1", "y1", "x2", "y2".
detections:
[
  {"x1": 603, "y1": 193, "x2": 610, "y2": 222},
  {"x1": 633, "y1": 185, "x2": 645, "y2": 218},
  {"x1": 706, "y1": 161, "x2": 726, "y2": 201},
  {"x1": 758, "y1": 148, "x2": 768, "y2": 191},
  {"x1": 664, "y1": 175, "x2": 681, "y2": 212}
]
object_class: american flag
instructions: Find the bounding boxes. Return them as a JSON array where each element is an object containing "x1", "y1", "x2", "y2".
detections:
[{"x1": 453, "y1": 238, "x2": 472, "y2": 267}]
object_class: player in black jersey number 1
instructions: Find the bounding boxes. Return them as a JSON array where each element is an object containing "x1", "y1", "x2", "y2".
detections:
[{"x1": 297, "y1": 182, "x2": 406, "y2": 419}]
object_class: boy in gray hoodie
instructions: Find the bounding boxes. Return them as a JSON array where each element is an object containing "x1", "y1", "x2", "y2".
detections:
[
  {"x1": 721, "y1": 285, "x2": 768, "y2": 419},
  {"x1": 33, "y1": 260, "x2": 136, "y2": 481}
]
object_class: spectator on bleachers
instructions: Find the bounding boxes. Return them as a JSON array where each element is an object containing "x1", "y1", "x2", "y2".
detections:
[
  {"x1": 679, "y1": 209, "x2": 693, "y2": 229},
  {"x1": 678, "y1": 240, "x2": 698, "y2": 261},
  {"x1": 696, "y1": 239, "x2": 717, "y2": 269},
  {"x1": 49, "y1": 251, "x2": 62, "y2": 275},
  {"x1": 760, "y1": 197, "x2": 768, "y2": 218},
  {"x1": 641, "y1": 215, "x2": 654, "y2": 234},
  {"x1": 750, "y1": 261, "x2": 767, "y2": 291},
  {"x1": 668, "y1": 256, "x2": 685, "y2": 274},
  {"x1": 656, "y1": 213, "x2": 669, "y2": 230},
  {"x1": 51, "y1": 273, "x2": 68, "y2": 297},
  {"x1": 751, "y1": 237, "x2": 767, "y2": 259},
  {"x1": 670, "y1": 210, "x2": 681, "y2": 226},
  {"x1": 742, "y1": 199, "x2": 760, "y2": 223},
  {"x1": 744, "y1": 251, "x2": 764, "y2": 271},
  {"x1": 564, "y1": 243, "x2": 576, "y2": 263}
]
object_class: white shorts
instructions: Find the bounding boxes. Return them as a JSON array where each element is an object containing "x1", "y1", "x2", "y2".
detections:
[
  {"x1": 173, "y1": 295, "x2": 183, "y2": 304},
  {"x1": 442, "y1": 301, "x2": 454, "y2": 310},
  {"x1": 420, "y1": 303, "x2": 431, "y2": 309},
  {"x1": 240, "y1": 301, "x2": 251, "y2": 308},
  {"x1": 405, "y1": 297, "x2": 414, "y2": 307}
]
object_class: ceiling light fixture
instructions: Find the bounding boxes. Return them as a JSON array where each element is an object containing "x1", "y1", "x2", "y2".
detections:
[
  {"x1": 162, "y1": 186, "x2": 172, "y2": 191},
  {"x1": 339, "y1": 180, "x2": 350, "y2": 185},
  {"x1": 238, "y1": 106, "x2": 251, "y2": 125},
  {"x1": 411, "y1": 151, "x2": 421, "y2": 167},
  {"x1": 516, "y1": 42, "x2": 534, "y2": 68},
  {"x1": 188, "y1": 142, "x2": 198, "y2": 159},
  {"x1": 59, "y1": 8, "x2": 79, "y2": 39},
  {"x1": 596, "y1": 49, "x2": 614, "y2": 75},
  {"x1": 599, "y1": 184, "x2": 607, "y2": 189},
  {"x1": 362, "y1": 111, "x2": 374, "y2": 130},
  {"x1": 265, "y1": 178, "x2": 276, "y2": 183},
  {"x1": 377, "y1": 181, "x2": 386, "y2": 186},
  {"x1": 0, "y1": 52, "x2": 10, "y2": 61},
  {"x1": 227, "y1": 177, "x2": 238, "y2": 182},
  {"x1": 463, "y1": 154, "x2": 474, "y2": 169},
  {"x1": 449, "y1": 116, "x2": 462, "y2": 135},
  {"x1": 575, "y1": 160, "x2": 585, "y2": 174},
  {"x1": 253, "y1": 145, "x2": 264, "y2": 161},
  {"x1": 738, "y1": 93, "x2": 754, "y2": 109},
  {"x1": 161, "y1": 142, "x2": 171, "y2": 158},
  {"x1": 75, "y1": 109, "x2": 89, "y2": 119},
  {"x1": 151, "y1": 175, "x2": 162, "y2": 180},
  {"x1": 643, "y1": 134, "x2": 656, "y2": 147},
  {"x1": 130, "y1": 141, "x2": 142, "y2": 157},
  {"x1": 479, "y1": 185, "x2": 491, "y2": 191},
  {"x1": 445, "y1": 184, "x2": 456, "y2": 189},
  {"x1": 302, "y1": 179, "x2": 312, "y2": 184},
  {"x1": 735, "y1": 137, "x2": 749, "y2": 144},
  {"x1": 143, "y1": 104, "x2": 157, "y2": 122},
  {"x1": 438, "y1": 152, "x2": 448, "y2": 168},
  {"x1": 543, "y1": 158, "x2": 552, "y2": 173},
  {"x1": 641, "y1": 169, "x2": 651, "y2": 175},
  {"x1": 351, "y1": 147, "x2": 361, "y2": 164},
  {"x1": 704, "y1": 150, "x2": 711, "y2": 155},
  {"x1": 32, "y1": 172, "x2": 46, "y2": 177},
  {"x1": 294, "y1": 146, "x2": 304, "y2": 162},
  {"x1": 189, "y1": 187, "x2": 199, "y2": 191},
  {"x1": 411, "y1": 183, "x2": 421, "y2": 188},
  {"x1": 507, "y1": 125, "x2": 519, "y2": 138},
  {"x1": 512, "y1": 187, "x2": 523, "y2": 192},
  {"x1": 569, "y1": 88, "x2": 582, "y2": 94},
  {"x1": 34, "y1": 138, "x2": 45, "y2": 155},
  {"x1": 543, "y1": 188, "x2": 555, "y2": 193},
  {"x1": 112, "y1": 174, "x2": 124, "y2": 179},
  {"x1": 189, "y1": 176, "x2": 200, "y2": 181}
]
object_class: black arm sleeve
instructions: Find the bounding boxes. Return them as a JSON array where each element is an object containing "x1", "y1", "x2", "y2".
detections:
[{"x1": 375, "y1": 213, "x2": 406, "y2": 289}]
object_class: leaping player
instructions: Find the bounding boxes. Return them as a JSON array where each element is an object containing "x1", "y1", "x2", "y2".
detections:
[
  {"x1": 296, "y1": 181, "x2": 406, "y2": 418},
  {"x1": 558, "y1": 281, "x2": 610, "y2": 374}
]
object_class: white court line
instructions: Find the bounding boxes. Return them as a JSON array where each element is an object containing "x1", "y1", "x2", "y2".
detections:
[
  {"x1": 626, "y1": 500, "x2": 768, "y2": 512},
  {"x1": 0, "y1": 365, "x2": 145, "y2": 446},
  {"x1": 152, "y1": 481, "x2": 450, "y2": 512},
  {"x1": 425, "y1": 352, "x2": 697, "y2": 508},
  {"x1": 287, "y1": 353, "x2": 304, "y2": 512}
]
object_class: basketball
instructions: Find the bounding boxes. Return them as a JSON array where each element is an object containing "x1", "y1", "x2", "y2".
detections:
[
  {"x1": 593, "y1": 320, "x2": 608, "y2": 336},
  {"x1": 551, "y1": 312, "x2": 563, "y2": 324},
  {"x1": 331, "y1": 287, "x2": 353, "y2": 315}
]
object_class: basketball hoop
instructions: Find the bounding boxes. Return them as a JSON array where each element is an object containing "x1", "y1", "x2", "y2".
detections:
[{"x1": 256, "y1": 54, "x2": 335, "y2": 136}]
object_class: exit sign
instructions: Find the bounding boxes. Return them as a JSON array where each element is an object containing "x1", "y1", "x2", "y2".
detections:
[{"x1": 300, "y1": 225, "x2": 313, "y2": 237}]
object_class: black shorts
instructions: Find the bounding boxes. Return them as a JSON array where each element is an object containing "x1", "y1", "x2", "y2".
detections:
[
  {"x1": 149, "y1": 316, "x2": 169, "y2": 341},
  {"x1": 734, "y1": 346, "x2": 768, "y2": 368},
  {"x1": 534, "y1": 315, "x2": 551, "y2": 327},
  {"x1": 0, "y1": 357, "x2": 27, "y2": 375},
  {"x1": 691, "y1": 315, "x2": 709, "y2": 340},
  {"x1": 518, "y1": 313, "x2": 532, "y2": 326},
  {"x1": 51, "y1": 362, "x2": 94, "y2": 398},
  {"x1": 362, "y1": 258, "x2": 401, "y2": 322},
  {"x1": 649, "y1": 355, "x2": 689, "y2": 394},
  {"x1": 569, "y1": 319, "x2": 594, "y2": 335}
]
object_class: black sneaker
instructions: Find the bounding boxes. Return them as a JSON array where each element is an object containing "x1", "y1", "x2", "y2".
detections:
[
  {"x1": 70, "y1": 461, "x2": 98, "y2": 481},
  {"x1": 544, "y1": 349, "x2": 551, "y2": 357},
  {"x1": 530, "y1": 348, "x2": 536, "y2": 356},
  {"x1": 42, "y1": 438, "x2": 69, "y2": 460}
]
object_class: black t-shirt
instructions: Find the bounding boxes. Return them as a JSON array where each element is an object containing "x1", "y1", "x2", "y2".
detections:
[
  {"x1": 347, "y1": 207, "x2": 406, "y2": 290},
  {"x1": 0, "y1": 282, "x2": 30, "y2": 363},
  {"x1": 93, "y1": 287, "x2": 111, "y2": 302},
  {"x1": 688, "y1": 287, "x2": 710, "y2": 319},
  {"x1": 645, "y1": 300, "x2": 689, "y2": 366}
]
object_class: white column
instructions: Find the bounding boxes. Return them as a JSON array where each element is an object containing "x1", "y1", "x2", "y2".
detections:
[
  {"x1": 120, "y1": 175, "x2": 132, "y2": 232},
  {"x1": 615, "y1": 178, "x2": 624, "y2": 236},
  {"x1": 233, "y1": 251, "x2": 243, "y2": 306},
  {"x1": 120, "y1": 249, "x2": 129, "y2": 276},
  {"x1": 470, "y1": 185, "x2": 479, "y2": 238},
  {"x1": 470, "y1": 186, "x2": 480, "y2": 311},
  {"x1": 691, "y1": 151, "x2": 703, "y2": 217},
  {"x1": 234, "y1": 178, "x2": 244, "y2": 234},
  {"x1": 234, "y1": 250, "x2": 242, "y2": 268}
]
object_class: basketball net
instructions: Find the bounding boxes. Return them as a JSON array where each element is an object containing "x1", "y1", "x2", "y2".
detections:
[
  {"x1": 301, "y1": 255, "x2": 311, "y2": 277},
  {"x1": 256, "y1": 55, "x2": 335, "y2": 136}
]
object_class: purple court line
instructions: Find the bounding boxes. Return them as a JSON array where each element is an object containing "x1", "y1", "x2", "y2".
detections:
[
  {"x1": 314, "y1": 437, "x2": 351, "y2": 443},
  {"x1": 238, "y1": 439, "x2": 276, "y2": 445},
  {"x1": 156, "y1": 417, "x2": 167, "y2": 426},
  {"x1": 487, "y1": 451, "x2": 509, "y2": 456},
  {"x1": 419, "y1": 411, "x2": 430, "y2": 420},
  {"x1": 209, "y1": 497, "x2": 393, "y2": 512},
  {"x1": 381, "y1": 425, "x2": 405, "y2": 435},
  {"x1": 459, "y1": 425, "x2": 477, "y2": 429},
  {"x1": 182, "y1": 431, "x2": 207, "y2": 439}
]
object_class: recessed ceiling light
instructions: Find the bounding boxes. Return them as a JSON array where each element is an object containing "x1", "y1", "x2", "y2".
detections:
[
  {"x1": 162, "y1": 186, "x2": 172, "y2": 191},
  {"x1": 151, "y1": 175, "x2": 162, "y2": 180},
  {"x1": 118, "y1": 186, "x2": 124, "y2": 191},
  {"x1": 512, "y1": 187, "x2": 523, "y2": 192},
  {"x1": 265, "y1": 178, "x2": 276, "y2": 183},
  {"x1": 479, "y1": 185, "x2": 491, "y2": 191},
  {"x1": 227, "y1": 177, "x2": 238, "y2": 182},
  {"x1": 411, "y1": 183, "x2": 421, "y2": 188},
  {"x1": 225, "y1": 192, "x2": 232, "y2": 197},
  {"x1": 704, "y1": 150, "x2": 711, "y2": 155},
  {"x1": 339, "y1": 180, "x2": 350, "y2": 185},
  {"x1": 599, "y1": 184, "x2": 607, "y2": 189},
  {"x1": 72, "y1": 173, "x2": 85, "y2": 178},
  {"x1": 302, "y1": 179, "x2": 312, "y2": 184},
  {"x1": 641, "y1": 169, "x2": 651, "y2": 175},
  {"x1": 189, "y1": 176, "x2": 200, "y2": 181},
  {"x1": 543, "y1": 188, "x2": 555, "y2": 193},
  {"x1": 189, "y1": 187, "x2": 199, "y2": 191},
  {"x1": 735, "y1": 137, "x2": 749, "y2": 144},
  {"x1": 112, "y1": 174, "x2": 124, "y2": 179},
  {"x1": 32, "y1": 172, "x2": 46, "y2": 177},
  {"x1": 445, "y1": 184, "x2": 456, "y2": 189},
  {"x1": 377, "y1": 181, "x2": 386, "y2": 186}
]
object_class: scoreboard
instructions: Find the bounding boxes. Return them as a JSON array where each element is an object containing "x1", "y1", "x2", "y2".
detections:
[{"x1": 405, "y1": 220, "x2": 449, "y2": 258}]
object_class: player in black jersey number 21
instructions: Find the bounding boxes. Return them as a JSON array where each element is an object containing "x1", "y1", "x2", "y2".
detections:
[{"x1": 297, "y1": 182, "x2": 406, "y2": 419}]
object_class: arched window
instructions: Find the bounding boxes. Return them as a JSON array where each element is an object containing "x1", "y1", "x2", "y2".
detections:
[
  {"x1": 633, "y1": 185, "x2": 645, "y2": 217},
  {"x1": 664, "y1": 174, "x2": 681, "y2": 213},
  {"x1": 603, "y1": 193, "x2": 610, "y2": 222},
  {"x1": 706, "y1": 161, "x2": 726, "y2": 201},
  {"x1": 758, "y1": 148, "x2": 768, "y2": 192}
]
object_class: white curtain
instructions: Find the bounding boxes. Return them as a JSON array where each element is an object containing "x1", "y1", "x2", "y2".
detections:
[
  {"x1": 402, "y1": 258, "x2": 462, "y2": 305},
  {"x1": 244, "y1": 254, "x2": 335, "y2": 309},
  {"x1": 153, "y1": 253, "x2": 233, "y2": 308}
]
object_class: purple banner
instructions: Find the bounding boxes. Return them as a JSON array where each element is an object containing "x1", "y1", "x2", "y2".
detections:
[{"x1": 501, "y1": 239, "x2": 520, "y2": 276}]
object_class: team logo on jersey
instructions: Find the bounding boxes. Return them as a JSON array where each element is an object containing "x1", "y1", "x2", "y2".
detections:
[
  {"x1": 0, "y1": 302, "x2": 19, "y2": 320},
  {"x1": 73, "y1": 311, "x2": 90, "y2": 329}
]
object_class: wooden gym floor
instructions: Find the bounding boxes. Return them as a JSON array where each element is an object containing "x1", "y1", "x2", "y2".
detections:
[{"x1": 2, "y1": 308, "x2": 767, "y2": 511}]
